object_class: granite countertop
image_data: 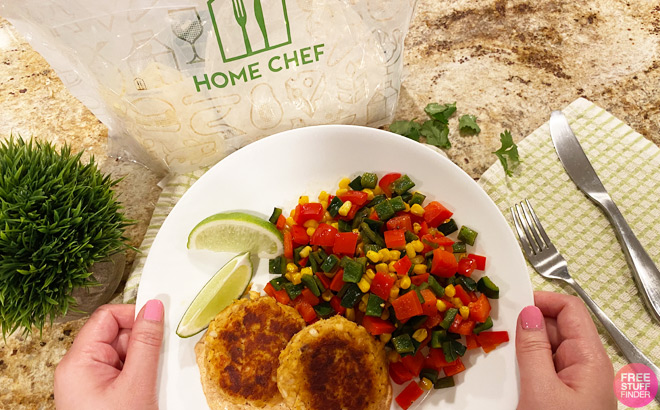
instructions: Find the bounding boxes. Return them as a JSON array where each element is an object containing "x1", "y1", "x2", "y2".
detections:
[{"x1": 1, "y1": 0, "x2": 659, "y2": 408}]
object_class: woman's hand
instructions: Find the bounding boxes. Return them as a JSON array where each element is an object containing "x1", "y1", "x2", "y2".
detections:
[
  {"x1": 54, "y1": 300, "x2": 164, "y2": 410},
  {"x1": 516, "y1": 291, "x2": 617, "y2": 410}
]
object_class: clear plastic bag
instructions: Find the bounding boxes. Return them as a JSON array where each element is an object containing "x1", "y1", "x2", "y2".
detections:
[{"x1": 3, "y1": 0, "x2": 417, "y2": 173}]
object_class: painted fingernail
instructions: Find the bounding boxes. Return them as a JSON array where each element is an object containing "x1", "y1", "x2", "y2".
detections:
[
  {"x1": 144, "y1": 299, "x2": 164, "y2": 322},
  {"x1": 520, "y1": 305, "x2": 544, "y2": 330}
]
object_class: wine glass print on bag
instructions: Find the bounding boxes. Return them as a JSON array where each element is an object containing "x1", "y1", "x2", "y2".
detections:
[{"x1": 169, "y1": 7, "x2": 206, "y2": 64}]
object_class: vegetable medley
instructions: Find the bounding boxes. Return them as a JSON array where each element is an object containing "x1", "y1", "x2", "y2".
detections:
[{"x1": 264, "y1": 172, "x2": 509, "y2": 409}]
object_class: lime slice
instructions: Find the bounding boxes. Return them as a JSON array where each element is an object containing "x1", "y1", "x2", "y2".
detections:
[
  {"x1": 187, "y1": 212, "x2": 283, "y2": 259},
  {"x1": 176, "y1": 252, "x2": 253, "y2": 338}
]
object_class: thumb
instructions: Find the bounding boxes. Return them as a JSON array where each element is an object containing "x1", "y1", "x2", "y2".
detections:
[
  {"x1": 120, "y1": 299, "x2": 164, "y2": 391},
  {"x1": 516, "y1": 305, "x2": 558, "y2": 397}
]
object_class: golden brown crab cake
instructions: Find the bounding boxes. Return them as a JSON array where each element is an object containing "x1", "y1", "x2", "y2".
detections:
[
  {"x1": 196, "y1": 296, "x2": 305, "y2": 409},
  {"x1": 277, "y1": 315, "x2": 392, "y2": 410}
]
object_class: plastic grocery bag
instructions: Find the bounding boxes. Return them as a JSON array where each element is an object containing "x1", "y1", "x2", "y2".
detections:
[{"x1": 2, "y1": 0, "x2": 417, "y2": 173}]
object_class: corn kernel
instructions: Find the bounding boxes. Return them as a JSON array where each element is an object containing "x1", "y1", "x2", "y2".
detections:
[
  {"x1": 321, "y1": 211, "x2": 332, "y2": 222},
  {"x1": 318, "y1": 190, "x2": 329, "y2": 202},
  {"x1": 412, "y1": 264, "x2": 427, "y2": 275},
  {"x1": 460, "y1": 305, "x2": 470, "y2": 319},
  {"x1": 413, "y1": 222, "x2": 422, "y2": 234},
  {"x1": 411, "y1": 240, "x2": 424, "y2": 253},
  {"x1": 291, "y1": 272, "x2": 302, "y2": 285},
  {"x1": 322, "y1": 290, "x2": 333, "y2": 302},
  {"x1": 303, "y1": 220, "x2": 319, "y2": 229},
  {"x1": 285, "y1": 272, "x2": 293, "y2": 282},
  {"x1": 380, "y1": 309, "x2": 390, "y2": 320},
  {"x1": 365, "y1": 268, "x2": 376, "y2": 280},
  {"x1": 286, "y1": 217, "x2": 296, "y2": 226},
  {"x1": 362, "y1": 188, "x2": 375, "y2": 200},
  {"x1": 411, "y1": 255, "x2": 425, "y2": 264},
  {"x1": 445, "y1": 284, "x2": 456, "y2": 298},
  {"x1": 358, "y1": 301, "x2": 367, "y2": 312},
  {"x1": 338, "y1": 177, "x2": 351, "y2": 189},
  {"x1": 375, "y1": 263, "x2": 389, "y2": 274},
  {"x1": 380, "y1": 333, "x2": 392, "y2": 344},
  {"x1": 361, "y1": 294, "x2": 370, "y2": 304},
  {"x1": 436, "y1": 299, "x2": 447, "y2": 312},
  {"x1": 410, "y1": 203, "x2": 425, "y2": 217},
  {"x1": 320, "y1": 200, "x2": 328, "y2": 210},
  {"x1": 335, "y1": 188, "x2": 348, "y2": 196},
  {"x1": 301, "y1": 267, "x2": 313, "y2": 276},
  {"x1": 420, "y1": 378, "x2": 433, "y2": 391},
  {"x1": 412, "y1": 328, "x2": 428, "y2": 342},
  {"x1": 399, "y1": 275, "x2": 411, "y2": 289},
  {"x1": 389, "y1": 286, "x2": 400, "y2": 299},
  {"x1": 356, "y1": 242, "x2": 364, "y2": 256},
  {"x1": 352, "y1": 228, "x2": 360, "y2": 234},
  {"x1": 404, "y1": 203, "x2": 411, "y2": 212},
  {"x1": 299, "y1": 246, "x2": 312, "y2": 258},
  {"x1": 388, "y1": 350, "x2": 400, "y2": 363},
  {"x1": 378, "y1": 248, "x2": 391, "y2": 262},
  {"x1": 358, "y1": 278, "x2": 371, "y2": 293},
  {"x1": 389, "y1": 250, "x2": 401, "y2": 260},
  {"x1": 452, "y1": 297, "x2": 464, "y2": 308},
  {"x1": 306, "y1": 227, "x2": 316, "y2": 236},
  {"x1": 331, "y1": 222, "x2": 339, "y2": 229},
  {"x1": 345, "y1": 308, "x2": 356, "y2": 321},
  {"x1": 286, "y1": 263, "x2": 298, "y2": 273},
  {"x1": 374, "y1": 185, "x2": 383, "y2": 195},
  {"x1": 388, "y1": 261, "x2": 397, "y2": 272},
  {"x1": 367, "y1": 251, "x2": 381, "y2": 263},
  {"x1": 298, "y1": 195, "x2": 309, "y2": 204},
  {"x1": 405, "y1": 243, "x2": 416, "y2": 258},
  {"x1": 338, "y1": 200, "x2": 353, "y2": 217}
]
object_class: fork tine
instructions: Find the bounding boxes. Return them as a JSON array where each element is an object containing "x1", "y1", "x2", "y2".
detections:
[
  {"x1": 520, "y1": 200, "x2": 546, "y2": 250},
  {"x1": 232, "y1": 0, "x2": 238, "y2": 19},
  {"x1": 239, "y1": 0, "x2": 246, "y2": 17},
  {"x1": 514, "y1": 202, "x2": 541, "y2": 254},
  {"x1": 511, "y1": 205, "x2": 534, "y2": 256},
  {"x1": 524, "y1": 199, "x2": 553, "y2": 247}
]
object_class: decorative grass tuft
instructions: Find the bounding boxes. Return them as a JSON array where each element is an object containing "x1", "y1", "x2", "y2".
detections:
[{"x1": 0, "y1": 136, "x2": 130, "y2": 338}]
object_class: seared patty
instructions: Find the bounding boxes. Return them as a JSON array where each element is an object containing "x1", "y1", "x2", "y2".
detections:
[{"x1": 277, "y1": 315, "x2": 392, "y2": 410}]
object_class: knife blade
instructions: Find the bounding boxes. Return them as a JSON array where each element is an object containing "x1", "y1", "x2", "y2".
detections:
[{"x1": 549, "y1": 110, "x2": 660, "y2": 324}]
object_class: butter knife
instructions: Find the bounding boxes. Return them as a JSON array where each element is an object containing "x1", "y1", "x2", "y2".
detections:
[{"x1": 549, "y1": 111, "x2": 660, "y2": 324}]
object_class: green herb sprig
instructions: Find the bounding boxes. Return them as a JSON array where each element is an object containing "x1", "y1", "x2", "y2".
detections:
[
  {"x1": 0, "y1": 137, "x2": 130, "y2": 338},
  {"x1": 493, "y1": 130, "x2": 520, "y2": 176}
]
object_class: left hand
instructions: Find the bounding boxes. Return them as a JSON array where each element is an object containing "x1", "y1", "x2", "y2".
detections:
[{"x1": 54, "y1": 300, "x2": 164, "y2": 410}]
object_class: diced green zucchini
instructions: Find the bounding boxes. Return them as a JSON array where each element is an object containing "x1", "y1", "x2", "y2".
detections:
[
  {"x1": 434, "y1": 376, "x2": 455, "y2": 389},
  {"x1": 268, "y1": 207, "x2": 282, "y2": 224},
  {"x1": 473, "y1": 316, "x2": 493, "y2": 334},
  {"x1": 340, "y1": 284, "x2": 363, "y2": 308},
  {"x1": 440, "y1": 308, "x2": 458, "y2": 330},
  {"x1": 367, "y1": 194, "x2": 387, "y2": 208},
  {"x1": 392, "y1": 334, "x2": 415, "y2": 354},
  {"x1": 327, "y1": 196, "x2": 344, "y2": 217},
  {"x1": 363, "y1": 218, "x2": 384, "y2": 232},
  {"x1": 420, "y1": 368, "x2": 439, "y2": 385},
  {"x1": 392, "y1": 175, "x2": 415, "y2": 195},
  {"x1": 389, "y1": 196, "x2": 406, "y2": 213},
  {"x1": 477, "y1": 276, "x2": 500, "y2": 299},
  {"x1": 269, "y1": 256, "x2": 286, "y2": 275},
  {"x1": 455, "y1": 275, "x2": 477, "y2": 292},
  {"x1": 348, "y1": 175, "x2": 363, "y2": 191},
  {"x1": 341, "y1": 257, "x2": 363, "y2": 283},
  {"x1": 338, "y1": 219, "x2": 352, "y2": 232},
  {"x1": 457, "y1": 225, "x2": 478, "y2": 246},
  {"x1": 351, "y1": 207, "x2": 371, "y2": 229},
  {"x1": 430, "y1": 329, "x2": 447, "y2": 348},
  {"x1": 404, "y1": 231, "x2": 419, "y2": 243},
  {"x1": 361, "y1": 172, "x2": 378, "y2": 189},
  {"x1": 409, "y1": 192, "x2": 426, "y2": 206},
  {"x1": 314, "y1": 302, "x2": 334, "y2": 318},
  {"x1": 360, "y1": 222, "x2": 386, "y2": 248},
  {"x1": 321, "y1": 254, "x2": 340, "y2": 273},
  {"x1": 284, "y1": 282, "x2": 303, "y2": 300},
  {"x1": 365, "y1": 294, "x2": 385, "y2": 317},
  {"x1": 301, "y1": 274, "x2": 320, "y2": 297},
  {"x1": 374, "y1": 200, "x2": 395, "y2": 221},
  {"x1": 438, "y1": 219, "x2": 458, "y2": 235},
  {"x1": 452, "y1": 242, "x2": 466, "y2": 253},
  {"x1": 364, "y1": 243, "x2": 381, "y2": 254},
  {"x1": 269, "y1": 276, "x2": 287, "y2": 291}
]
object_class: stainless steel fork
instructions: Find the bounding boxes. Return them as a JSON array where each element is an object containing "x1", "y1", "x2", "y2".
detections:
[{"x1": 511, "y1": 199, "x2": 660, "y2": 387}]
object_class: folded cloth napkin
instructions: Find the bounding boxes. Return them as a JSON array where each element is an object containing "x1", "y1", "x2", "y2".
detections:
[
  {"x1": 478, "y1": 97, "x2": 660, "y2": 409},
  {"x1": 124, "y1": 97, "x2": 660, "y2": 407}
]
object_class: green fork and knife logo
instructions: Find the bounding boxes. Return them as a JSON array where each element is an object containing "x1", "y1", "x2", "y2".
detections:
[{"x1": 208, "y1": 0, "x2": 291, "y2": 63}]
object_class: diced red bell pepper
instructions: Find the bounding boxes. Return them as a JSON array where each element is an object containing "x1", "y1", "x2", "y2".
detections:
[
  {"x1": 298, "y1": 257, "x2": 308, "y2": 267},
  {"x1": 453, "y1": 318, "x2": 476, "y2": 336},
  {"x1": 386, "y1": 214, "x2": 413, "y2": 232},
  {"x1": 401, "y1": 350, "x2": 425, "y2": 377},
  {"x1": 465, "y1": 334, "x2": 480, "y2": 350},
  {"x1": 330, "y1": 295, "x2": 346, "y2": 316},
  {"x1": 370, "y1": 272, "x2": 395, "y2": 301},
  {"x1": 264, "y1": 282, "x2": 291, "y2": 305},
  {"x1": 301, "y1": 288, "x2": 320, "y2": 306},
  {"x1": 469, "y1": 293, "x2": 491, "y2": 323},
  {"x1": 333, "y1": 232, "x2": 359, "y2": 255},
  {"x1": 411, "y1": 273, "x2": 429, "y2": 286},
  {"x1": 421, "y1": 233, "x2": 454, "y2": 254},
  {"x1": 284, "y1": 231, "x2": 293, "y2": 259},
  {"x1": 420, "y1": 289, "x2": 437, "y2": 317},
  {"x1": 264, "y1": 282, "x2": 277, "y2": 297},
  {"x1": 276, "y1": 214, "x2": 286, "y2": 230},
  {"x1": 457, "y1": 257, "x2": 476, "y2": 277},
  {"x1": 395, "y1": 380, "x2": 424, "y2": 410},
  {"x1": 391, "y1": 289, "x2": 424, "y2": 321},
  {"x1": 448, "y1": 313, "x2": 463, "y2": 333},
  {"x1": 310, "y1": 223, "x2": 338, "y2": 247},
  {"x1": 430, "y1": 248, "x2": 458, "y2": 277},
  {"x1": 475, "y1": 331, "x2": 510, "y2": 353},
  {"x1": 423, "y1": 201, "x2": 453, "y2": 227},
  {"x1": 315, "y1": 272, "x2": 331, "y2": 289},
  {"x1": 339, "y1": 190, "x2": 369, "y2": 207},
  {"x1": 454, "y1": 285, "x2": 472, "y2": 306},
  {"x1": 418, "y1": 221, "x2": 429, "y2": 236},
  {"x1": 329, "y1": 269, "x2": 345, "y2": 292},
  {"x1": 362, "y1": 315, "x2": 396, "y2": 336},
  {"x1": 468, "y1": 253, "x2": 487, "y2": 270},
  {"x1": 384, "y1": 230, "x2": 406, "y2": 249},
  {"x1": 291, "y1": 225, "x2": 309, "y2": 245},
  {"x1": 294, "y1": 202, "x2": 324, "y2": 224},
  {"x1": 424, "y1": 312, "x2": 443, "y2": 329},
  {"x1": 389, "y1": 361, "x2": 414, "y2": 385},
  {"x1": 443, "y1": 357, "x2": 466, "y2": 377},
  {"x1": 379, "y1": 172, "x2": 401, "y2": 197},
  {"x1": 425, "y1": 347, "x2": 456, "y2": 371},
  {"x1": 393, "y1": 255, "x2": 412, "y2": 276},
  {"x1": 295, "y1": 300, "x2": 317, "y2": 323}
]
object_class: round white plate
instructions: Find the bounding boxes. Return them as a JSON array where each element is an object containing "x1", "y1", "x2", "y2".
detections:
[{"x1": 136, "y1": 125, "x2": 533, "y2": 410}]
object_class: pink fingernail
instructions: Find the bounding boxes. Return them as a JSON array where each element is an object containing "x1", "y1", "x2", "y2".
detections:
[
  {"x1": 520, "y1": 305, "x2": 544, "y2": 330},
  {"x1": 144, "y1": 299, "x2": 164, "y2": 322}
]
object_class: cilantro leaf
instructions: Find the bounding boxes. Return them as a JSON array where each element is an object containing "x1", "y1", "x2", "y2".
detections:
[
  {"x1": 424, "y1": 102, "x2": 456, "y2": 123},
  {"x1": 493, "y1": 130, "x2": 520, "y2": 176},
  {"x1": 420, "y1": 120, "x2": 451, "y2": 149},
  {"x1": 390, "y1": 120, "x2": 422, "y2": 142},
  {"x1": 458, "y1": 114, "x2": 481, "y2": 135}
]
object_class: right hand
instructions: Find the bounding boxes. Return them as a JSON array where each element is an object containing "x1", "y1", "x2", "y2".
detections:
[{"x1": 516, "y1": 291, "x2": 617, "y2": 410}]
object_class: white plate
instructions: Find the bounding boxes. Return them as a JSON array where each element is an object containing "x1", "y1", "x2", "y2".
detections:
[{"x1": 136, "y1": 125, "x2": 534, "y2": 410}]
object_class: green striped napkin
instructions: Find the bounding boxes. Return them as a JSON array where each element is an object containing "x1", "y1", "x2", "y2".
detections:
[
  {"x1": 124, "y1": 98, "x2": 660, "y2": 408},
  {"x1": 478, "y1": 98, "x2": 660, "y2": 409}
]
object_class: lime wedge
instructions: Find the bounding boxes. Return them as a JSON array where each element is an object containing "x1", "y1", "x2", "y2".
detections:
[
  {"x1": 187, "y1": 212, "x2": 283, "y2": 259},
  {"x1": 176, "y1": 252, "x2": 253, "y2": 338}
]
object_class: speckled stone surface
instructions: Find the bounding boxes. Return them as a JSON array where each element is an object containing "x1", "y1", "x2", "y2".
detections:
[{"x1": 0, "y1": 1, "x2": 659, "y2": 408}]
